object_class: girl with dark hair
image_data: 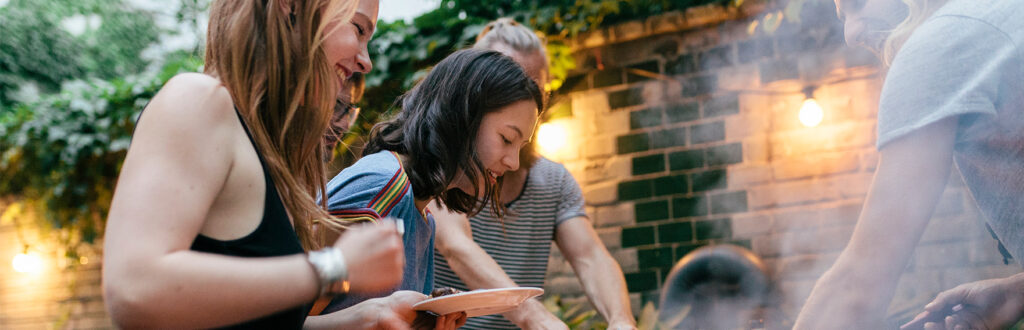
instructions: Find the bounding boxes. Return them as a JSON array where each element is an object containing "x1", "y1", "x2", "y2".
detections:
[{"x1": 315, "y1": 48, "x2": 543, "y2": 323}]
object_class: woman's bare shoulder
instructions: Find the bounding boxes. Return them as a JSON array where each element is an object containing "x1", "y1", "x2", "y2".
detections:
[{"x1": 141, "y1": 73, "x2": 238, "y2": 134}]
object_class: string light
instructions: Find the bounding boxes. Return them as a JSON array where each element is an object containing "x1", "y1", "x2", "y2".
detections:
[
  {"x1": 12, "y1": 250, "x2": 43, "y2": 274},
  {"x1": 799, "y1": 86, "x2": 823, "y2": 128},
  {"x1": 537, "y1": 121, "x2": 569, "y2": 157}
]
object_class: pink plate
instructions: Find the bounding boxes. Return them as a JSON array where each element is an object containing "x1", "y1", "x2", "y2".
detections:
[{"x1": 412, "y1": 287, "x2": 544, "y2": 317}]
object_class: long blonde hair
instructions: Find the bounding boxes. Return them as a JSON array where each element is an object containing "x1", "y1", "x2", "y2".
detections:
[
  {"x1": 882, "y1": 0, "x2": 950, "y2": 65},
  {"x1": 204, "y1": 0, "x2": 357, "y2": 250}
]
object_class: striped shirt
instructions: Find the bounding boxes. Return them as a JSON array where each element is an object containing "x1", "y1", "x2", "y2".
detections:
[{"x1": 433, "y1": 157, "x2": 587, "y2": 329}]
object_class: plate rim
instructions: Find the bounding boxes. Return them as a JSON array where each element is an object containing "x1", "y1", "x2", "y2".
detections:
[{"x1": 412, "y1": 287, "x2": 544, "y2": 313}]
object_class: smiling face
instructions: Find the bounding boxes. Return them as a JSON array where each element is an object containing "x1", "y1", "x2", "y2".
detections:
[
  {"x1": 835, "y1": 0, "x2": 908, "y2": 53},
  {"x1": 451, "y1": 99, "x2": 539, "y2": 195},
  {"x1": 323, "y1": 0, "x2": 378, "y2": 92}
]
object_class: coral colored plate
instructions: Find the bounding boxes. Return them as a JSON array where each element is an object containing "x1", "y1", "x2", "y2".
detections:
[{"x1": 412, "y1": 287, "x2": 544, "y2": 317}]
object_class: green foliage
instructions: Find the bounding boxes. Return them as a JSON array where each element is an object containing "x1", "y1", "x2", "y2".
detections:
[
  {"x1": 0, "y1": 0, "x2": 161, "y2": 107},
  {"x1": 356, "y1": 0, "x2": 732, "y2": 136},
  {"x1": 0, "y1": 53, "x2": 203, "y2": 252}
]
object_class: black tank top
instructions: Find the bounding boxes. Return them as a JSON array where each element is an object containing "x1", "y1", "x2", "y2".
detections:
[{"x1": 190, "y1": 111, "x2": 310, "y2": 329}]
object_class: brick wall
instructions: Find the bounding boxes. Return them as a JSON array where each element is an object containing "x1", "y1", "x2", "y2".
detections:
[{"x1": 540, "y1": 2, "x2": 1020, "y2": 322}]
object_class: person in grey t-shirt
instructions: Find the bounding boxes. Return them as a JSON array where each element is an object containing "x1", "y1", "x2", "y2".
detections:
[
  {"x1": 429, "y1": 18, "x2": 636, "y2": 330},
  {"x1": 795, "y1": 0, "x2": 1024, "y2": 329}
]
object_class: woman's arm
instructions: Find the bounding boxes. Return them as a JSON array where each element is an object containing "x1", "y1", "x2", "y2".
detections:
[
  {"x1": 554, "y1": 217, "x2": 636, "y2": 330},
  {"x1": 102, "y1": 74, "x2": 321, "y2": 327},
  {"x1": 794, "y1": 117, "x2": 959, "y2": 329},
  {"x1": 102, "y1": 74, "x2": 404, "y2": 328},
  {"x1": 430, "y1": 201, "x2": 568, "y2": 329}
]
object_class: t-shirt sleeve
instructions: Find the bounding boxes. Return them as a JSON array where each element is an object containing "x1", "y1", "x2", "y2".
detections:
[
  {"x1": 876, "y1": 15, "x2": 1015, "y2": 148},
  {"x1": 554, "y1": 165, "x2": 587, "y2": 225},
  {"x1": 325, "y1": 163, "x2": 395, "y2": 221}
]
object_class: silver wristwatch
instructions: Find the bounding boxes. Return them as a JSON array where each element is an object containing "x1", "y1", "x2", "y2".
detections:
[{"x1": 307, "y1": 246, "x2": 350, "y2": 297}]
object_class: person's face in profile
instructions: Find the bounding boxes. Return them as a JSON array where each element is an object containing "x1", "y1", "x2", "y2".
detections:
[
  {"x1": 323, "y1": 0, "x2": 379, "y2": 93},
  {"x1": 451, "y1": 100, "x2": 538, "y2": 195},
  {"x1": 835, "y1": 0, "x2": 908, "y2": 53}
]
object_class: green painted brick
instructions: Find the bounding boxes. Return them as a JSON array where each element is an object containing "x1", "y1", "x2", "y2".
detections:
[
  {"x1": 690, "y1": 121, "x2": 725, "y2": 144},
  {"x1": 696, "y1": 218, "x2": 733, "y2": 241},
  {"x1": 638, "y1": 247, "x2": 674, "y2": 270},
  {"x1": 710, "y1": 191, "x2": 748, "y2": 215},
  {"x1": 697, "y1": 45, "x2": 734, "y2": 71},
  {"x1": 658, "y1": 222, "x2": 694, "y2": 243},
  {"x1": 681, "y1": 74, "x2": 717, "y2": 98},
  {"x1": 691, "y1": 169, "x2": 727, "y2": 192},
  {"x1": 630, "y1": 107, "x2": 663, "y2": 130},
  {"x1": 617, "y1": 133, "x2": 650, "y2": 154},
  {"x1": 704, "y1": 93, "x2": 740, "y2": 118},
  {"x1": 635, "y1": 199, "x2": 670, "y2": 222},
  {"x1": 665, "y1": 53, "x2": 698, "y2": 76},
  {"x1": 609, "y1": 87, "x2": 645, "y2": 109},
  {"x1": 650, "y1": 127, "x2": 688, "y2": 150},
  {"x1": 625, "y1": 271, "x2": 659, "y2": 292},
  {"x1": 594, "y1": 68, "x2": 624, "y2": 88},
  {"x1": 622, "y1": 225, "x2": 656, "y2": 248},
  {"x1": 632, "y1": 154, "x2": 666, "y2": 176},
  {"x1": 705, "y1": 143, "x2": 743, "y2": 166},
  {"x1": 675, "y1": 242, "x2": 707, "y2": 260},
  {"x1": 666, "y1": 102, "x2": 700, "y2": 123},
  {"x1": 672, "y1": 196, "x2": 709, "y2": 218},
  {"x1": 618, "y1": 179, "x2": 653, "y2": 201},
  {"x1": 653, "y1": 174, "x2": 688, "y2": 196},
  {"x1": 669, "y1": 149, "x2": 704, "y2": 171}
]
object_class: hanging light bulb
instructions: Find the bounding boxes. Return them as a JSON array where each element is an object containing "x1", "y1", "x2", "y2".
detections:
[
  {"x1": 537, "y1": 120, "x2": 570, "y2": 157},
  {"x1": 799, "y1": 86, "x2": 823, "y2": 127},
  {"x1": 12, "y1": 251, "x2": 43, "y2": 273}
]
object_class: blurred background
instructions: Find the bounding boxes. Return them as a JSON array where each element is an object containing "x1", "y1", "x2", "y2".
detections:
[{"x1": 1, "y1": 0, "x2": 1017, "y2": 328}]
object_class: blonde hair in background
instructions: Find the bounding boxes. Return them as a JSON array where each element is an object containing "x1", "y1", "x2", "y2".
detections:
[
  {"x1": 204, "y1": 0, "x2": 357, "y2": 250},
  {"x1": 882, "y1": 0, "x2": 950, "y2": 65},
  {"x1": 474, "y1": 18, "x2": 547, "y2": 63}
]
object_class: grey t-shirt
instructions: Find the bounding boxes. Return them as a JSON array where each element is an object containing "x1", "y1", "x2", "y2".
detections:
[
  {"x1": 433, "y1": 157, "x2": 587, "y2": 329},
  {"x1": 877, "y1": 0, "x2": 1024, "y2": 264}
]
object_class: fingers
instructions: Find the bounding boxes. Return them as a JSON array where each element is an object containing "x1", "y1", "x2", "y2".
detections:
[
  {"x1": 903, "y1": 311, "x2": 937, "y2": 330},
  {"x1": 386, "y1": 291, "x2": 427, "y2": 323},
  {"x1": 454, "y1": 312, "x2": 467, "y2": 328},
  {"x1": 926, "y1": 285, "x2": 972, "y2": 313},
  {"x1": 335, "y1": 220, "x2": 405, "y2": 292},
  {"x1": 954, "y1": 307, "x2": 988, "y2": 330}
]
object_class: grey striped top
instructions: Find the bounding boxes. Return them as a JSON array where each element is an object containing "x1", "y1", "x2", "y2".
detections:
[{"x1": 433, "y1": 157, "x2": 587, "y2": 329}]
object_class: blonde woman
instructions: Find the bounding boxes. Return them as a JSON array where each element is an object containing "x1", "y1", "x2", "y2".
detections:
[
  {"x1": 430, "y1": 18, "x2": 636, "y2": 330},
  {"x1": 101, "y1": 0, "x2": 408, "y2": 328},
  {"x1": 795, "y1": 0, "x2": 1024, "y2": 328}
]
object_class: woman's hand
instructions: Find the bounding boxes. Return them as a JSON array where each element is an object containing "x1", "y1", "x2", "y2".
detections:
[
  {"x1": 334, "y1": 220, "x2": 405, "y2": 293},
  {"x1": 902, "y1": 274, "x2": 1024, "y2": 330}
]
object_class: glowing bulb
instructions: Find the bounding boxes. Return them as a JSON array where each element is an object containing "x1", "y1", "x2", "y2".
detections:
[
  {"x1": 537, "y1": 121, "x2": 569, "y2": 156},
  {"x1": 799, "y1": 98, "x2": 823, "y2": 127},
  {"x1": 12, "y1": 252, "x2": 43, "y2": 273}
]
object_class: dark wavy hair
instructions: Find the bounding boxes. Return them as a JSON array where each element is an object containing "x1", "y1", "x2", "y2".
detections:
[{"x1": 364, "y1": 49, "x2": 543, "y2": 217}]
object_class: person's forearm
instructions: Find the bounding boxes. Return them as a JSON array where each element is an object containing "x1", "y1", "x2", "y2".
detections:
[
  {"x1": 436, "y1": 238, "x2": 551, "y2": 326},
  {"x1": 105, "y1": 250, "x2": 319, "y2": 328},
  {"x1": 569, "y1": 249, "x2": 635, "y2": 325},
  {"x1": 796, "y1": 119, "x2": 958, "y2": 329}
]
